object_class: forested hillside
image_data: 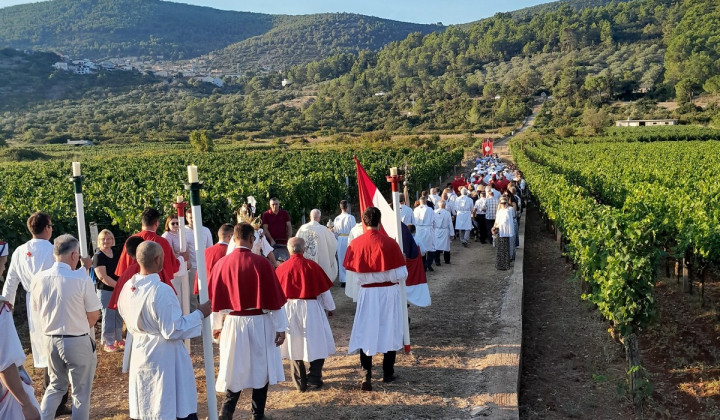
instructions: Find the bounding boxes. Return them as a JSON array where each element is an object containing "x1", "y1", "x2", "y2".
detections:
[
  {"x1": 0, "y1": 0, "x2": 440, "y2": 63},
  {"x1": 1, "y1": 0, "x2": 719, "y2": 146}
]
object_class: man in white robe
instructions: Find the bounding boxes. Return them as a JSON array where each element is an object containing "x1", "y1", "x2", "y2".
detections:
[
  {"x1": 296, "y1": 209, "x2": 338, "y2": 282},
  {"x1": 413, "y1": 198, "x2": 436, "y2": 271},
  {"x1": 332, "y1": 200, "x2": 356, "y2": 287},
  {"x1": 454, "y1": 187, "x2": 475, "y2": 247},
  {"x1": 344, "y1": 223, "x2": 366, "y2": 302},
  {"x1": 433, "y1": 201, "x2": 454, "y2": 265},
  {"x1": 2, "y1": 212, "x2": 77, "y2": 416},
  {"x1": 277, "y1": 238, "x2": 336, "y2": 392},
  {"x1": 117, "y1": 241, "x2": 211, "y2": 420},
  {"x1": 209, "y1": 223, "x2": 288, "y2": 420},
  {"x1": 0, "y1": 298, "x2": 41, "y2": 420},
  {"x1": 428, "y1": 188, "x2": 442, "y2": 208},
  {"x1": 398, "y1": 194, "x2": 414, "y2": 225}
]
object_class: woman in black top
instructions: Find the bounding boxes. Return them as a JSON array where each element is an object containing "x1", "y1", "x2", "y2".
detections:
[{"x1": 93, "y1": 229, "x2": 124, "y2": 352}]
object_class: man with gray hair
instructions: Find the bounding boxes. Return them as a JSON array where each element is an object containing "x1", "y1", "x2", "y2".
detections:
[
  {"x1": 31, "y1": 234, "x2": 102, "y2": 420},
  {"x1": 296, "y1": 209, "x2": 338, "y2": 281},
  {"x1": 276, "y1": 237, "x2": 336, "y2": 391}
]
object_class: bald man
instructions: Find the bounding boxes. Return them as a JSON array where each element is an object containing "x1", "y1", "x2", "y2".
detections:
[
  {"x1": 117, "y1": 242, "x2": 211, "y2": 420},
  {"x1": 295, "y1": 209, "x2": 338, "y2": 282}
]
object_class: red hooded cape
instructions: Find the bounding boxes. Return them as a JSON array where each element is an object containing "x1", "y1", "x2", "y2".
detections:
[
  {"x1": 114, "y1": 230, "x2": 179, "y2": 285},
  {"x1": 343, "y1": 230, "x2": 406, "y2": 273},
  {"x1": 275, "y1": 254, "x2": 333, "y2": 299},
  {"x1": 209, "y1": 248, "x2": 286, "y2": 312},
  {"x1": 193, "y1": 243, "x2": 228, "y2": 295}
]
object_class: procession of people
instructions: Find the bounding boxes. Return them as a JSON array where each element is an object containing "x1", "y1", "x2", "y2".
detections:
[{"x1": 0, "y1": 154, "x2": 522, "y2": 419}]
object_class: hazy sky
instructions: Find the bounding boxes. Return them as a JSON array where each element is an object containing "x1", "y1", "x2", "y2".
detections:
[{"x1": 0, "y1": 0, "x2": 553, "y2": 25}]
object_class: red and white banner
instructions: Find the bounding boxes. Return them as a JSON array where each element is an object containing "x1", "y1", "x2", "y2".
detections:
[{"x1": 353, "y1": 157, "x2": 399, "y2": 241}]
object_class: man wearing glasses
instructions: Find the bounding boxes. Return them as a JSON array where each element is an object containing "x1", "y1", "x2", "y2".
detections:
[{"x1": 262, "y1": 198, "x2": 293, "y2": 262}]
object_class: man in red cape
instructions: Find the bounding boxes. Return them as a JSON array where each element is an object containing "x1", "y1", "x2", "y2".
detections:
[
  {"x1": 276, "y1": 237, "x2": 336, "y2": 392},
  {"x1": 209, "y1": 223, "x2": 287, "y2": 420},
  {"x1": 344, "y1": 207, "x2": 408, "y2": 391},
  {"x1": 193, "y1": 223, "x2": 234, "y2": 295},
  {"x1": 114, "y1": 208, "x2": 179, "y2": 288}
]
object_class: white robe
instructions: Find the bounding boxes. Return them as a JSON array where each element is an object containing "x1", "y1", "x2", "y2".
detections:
[
  {"x1": 399, "y1": 205, "x2": 414, "y2": 225},
  {"x1": 226, "y1": 229, "x2": 273, "y2": 257},
  {"x1": 1, "y1": 239, "x2": 55, "y2": 368},
  {"x1": 0, "y1": 304, "x2": 40, "y2": 418},
  {"x1": 296, "y1": 221, "x2": 338, "y2": 282},
  {"x1": 344, "y1": 224, "x2": 365, "y2": 302},
  {"x1": 413, "y1": 205, "x2": 436, "y2": 254},
  {"x1": 428, "y1": 194, "x2": 442, "y2": 207},
  {"x1": 433, "y1": 208, "x2": 454, "y2": 252},
  {"x1": 281, "y1": 291, "x2": 336, "y2": 362},
  {"x1": 117, "y1": 273, "x2": 204, "y2": 420},
  {"x1": 454, "y1": 195, "x2": 474, "y2": 230},
  {"x1": 348, "y1": 267, "x2": 408, "y2": 355},
  {"x1": 333, "y1": 212, "x2": 356, "y2": 284},
  {"x1": 216, "y1": 309, "x2": 288, "y2": 392}
]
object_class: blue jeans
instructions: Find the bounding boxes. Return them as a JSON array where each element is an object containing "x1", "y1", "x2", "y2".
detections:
[{"x1": 97, "y1": 289, "x2": 124, "y2": 345}]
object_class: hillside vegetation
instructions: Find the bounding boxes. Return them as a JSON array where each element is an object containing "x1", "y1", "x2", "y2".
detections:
[
  {"x1": 0, "y1": 0, "x2": 441, "y2": 64},
  {"x1": 1, "y1": 0, "x2": 719, "y2": 146}
]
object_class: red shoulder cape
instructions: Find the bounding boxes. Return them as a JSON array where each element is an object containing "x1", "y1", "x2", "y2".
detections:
[
  {"x1": 107, "y1": 261, "x2": 140, "y2": 310},
  {"x1": 343, "y1": 230, "x2": 406, "y2": 273},
  {"x1": 275, "y1": 254, "x2": 333, "y2": 299},
  {"x1": 209, "y1": 248, "x2": 286, "y2": 312},
  {"x1": 405, "y1": 245, "x2": 427, "y2": 287},
  {"x1": 114, "y1": 230, "x2": 180, "y2": 285},
  {"x1": 194, "y1": 243, "x2": 228, "y2": 295}
]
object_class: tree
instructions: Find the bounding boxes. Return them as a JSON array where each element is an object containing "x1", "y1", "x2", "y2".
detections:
[
  {"x1": 582, "y1": 105, "x2": 609, "y2": 135},
  {"x1": 189, "y1": 130, "x2": 213, "y2": 152},
  {"x1": 675, "y1": 78, "x2": 700, "y2": 103},
  {"x1": 703, "y1": 75, "x2": 720, "y2": 96}
]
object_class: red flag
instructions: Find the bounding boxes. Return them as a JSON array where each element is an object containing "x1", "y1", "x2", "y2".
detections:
[
  {"x1": 488, "y1": 138, "x2": 494, "y2": 155},
  {"x1": 353, "y1": 157, "x2": 398, "y2": 241}
]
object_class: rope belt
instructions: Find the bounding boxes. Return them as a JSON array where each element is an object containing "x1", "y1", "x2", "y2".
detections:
[{"x1": 48, "y1": 333, "x2": 88, "y2": 338}]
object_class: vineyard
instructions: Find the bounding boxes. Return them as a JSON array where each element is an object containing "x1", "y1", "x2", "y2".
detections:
[
  {"x1": 0, "y1": 141, "x2": 464, "y2": 246},
  {"x1": 511, "y1": 130, "x2": 720, "y2": 404}
]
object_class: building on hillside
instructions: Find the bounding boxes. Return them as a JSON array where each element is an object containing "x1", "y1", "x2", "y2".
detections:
[
  {"x1": 52, "y1": 62, "x2": 68, "y2": 71},
  {"x1": 615, "y1": 119, "x2": 677, "y2": 127},
  {"x1": 66, "y1": 140, "x2": 93, "y2": 146}
]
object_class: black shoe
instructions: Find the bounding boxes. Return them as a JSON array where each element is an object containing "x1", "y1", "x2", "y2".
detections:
[
  {"x1": 427, "y1": 266, "x2": 434, "y2": 272},
  {"x1": 462, "y1": 242, "x2": 468, "y2": 248},
  {"x1": 339, "y1": 283, "x2": 346, "y2": 288},
  {"x1": 383, "y1": 374, "x2": 398, "y2": 383},
  {"x1": 55, "y1": 405, "x2": 72, "y2": 417},
  {"x1": 307, "y1": 380, "x2": 323, "y2": 390},
  {"x1": 361, "y1": 380, "x2": 372, "y2": 391}
]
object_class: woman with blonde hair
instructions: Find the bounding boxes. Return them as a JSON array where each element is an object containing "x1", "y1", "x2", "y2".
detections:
[{"x1": 93, "y1": 229, "x2": 124, "y2": 352}]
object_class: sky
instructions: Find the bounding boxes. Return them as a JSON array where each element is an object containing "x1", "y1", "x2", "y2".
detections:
[{"x1": 0, "y1": 0, "x2": 553, "y2": 25}]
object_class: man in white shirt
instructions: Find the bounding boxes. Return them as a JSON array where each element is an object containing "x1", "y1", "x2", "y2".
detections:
[
  {"x1": 296, "y1": 209, "x2": 338, "y2": 282},
  {"x1": 333, "y1": 200, "x2": 356, "y2": 287},
  {"x1": 184, "y1": 207, "x2": 213, "y2": 309},
  {"x1": 454, "y1": 188, "x2": 475, "y2": 247},
  {"x1": 473, "y1": 191, "x2": 489, "y2": 244},
  {"x1": 398, "y1": 194, "x2": 414, "y2": 225},
  {"x1": 31, "y1": 234, "x2": 102, "y2": 420}
]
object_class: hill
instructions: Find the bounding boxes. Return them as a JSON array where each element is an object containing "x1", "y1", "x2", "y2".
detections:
[
  {"x1": 205, "y1": 13, "x2": 443, "y2": 73},
  {"x1": 0, "y1": 0, "x2": 441, "y2": 63}
]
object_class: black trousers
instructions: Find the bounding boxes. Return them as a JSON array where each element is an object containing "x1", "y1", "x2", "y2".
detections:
[
  {"x1": 219, "y1": 383, "x2": 269, "y2": 420},
  {"x1": 423, "y1": 252, "x2": 436, "y2": 270},
  {"x1": 475, "y1": 214, "x2": 488, "y2": 243},
  {"x1": 359, "y1": 351, "x2": 396, "y2": 380},
  {"x1": 485, "y1": 218, "x2": 495, "y2": 241},
  {"x1": 434, "y1": 250, "x2": 451, "y2": 265},
  {"x1": 290, "y1": 359, "x2": 325, "y2": 390}
]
